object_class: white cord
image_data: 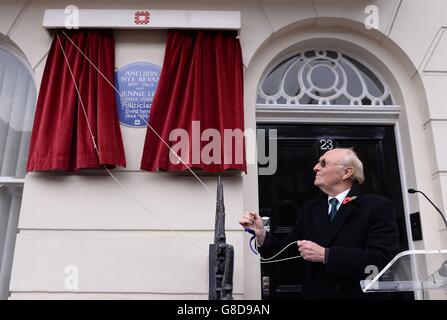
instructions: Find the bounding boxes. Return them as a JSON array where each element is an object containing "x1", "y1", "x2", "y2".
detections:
[
  {"x1": 58, "y1": 31, "x2": 300, "y2": 265},
  {"x1": 260, "y1": 256, "x2": 302, "y2": 264},
  {"x1": 59, "y1": 31, "x2": 253, "y2": 229},
  {"x1": 103, "y1": 166, "x2": 209, "y2": 254},
  {"x1": 56, "y1": 34, "x2": 98, "y2": 153},
  {"x1": 60, "y1": 31, "x2": 212, "y2": 195},
  {"x1": 57, "y1": 32, "x2": 209, "y2": 254},
  {"x1": 254, "y1": 238, "x2": 303, "y2": 264},
  {"x1": 54, "y1": 32, "x2": 306, "y2": 315}
]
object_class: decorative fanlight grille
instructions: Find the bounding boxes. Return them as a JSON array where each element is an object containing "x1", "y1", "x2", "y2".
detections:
[{"x1": 257, "y1": 49, "x2": 393, "y2": 106}]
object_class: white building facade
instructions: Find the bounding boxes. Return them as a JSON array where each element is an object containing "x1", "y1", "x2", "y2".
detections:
[{"x1": 0, "y1": 0, "x2": 446, "y2": 299}]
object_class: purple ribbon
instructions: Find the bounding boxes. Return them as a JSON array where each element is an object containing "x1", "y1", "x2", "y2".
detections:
[{"x1": 244, "y1": 228, "x2": 258, "y2": 255}]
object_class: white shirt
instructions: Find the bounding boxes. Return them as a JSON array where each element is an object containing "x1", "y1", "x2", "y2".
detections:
[{"x1": 327, "y1": 188, "x2": 351, "y2": 215}]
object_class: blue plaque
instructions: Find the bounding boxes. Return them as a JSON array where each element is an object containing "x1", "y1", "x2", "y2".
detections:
[{"x1": 115, "y1": 62, "x2": 161, "y2": 127}]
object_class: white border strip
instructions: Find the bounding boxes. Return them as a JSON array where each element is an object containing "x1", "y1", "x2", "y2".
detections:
[
  {"x1": 256, "y1": 105, "x2": 401, "y2": 124},
  {"x1": 0, "y1": 177, "x2": 25, "y2": 185},
  {"x1": 43, "y1": 9, "x2": 241, "y2": 30}
]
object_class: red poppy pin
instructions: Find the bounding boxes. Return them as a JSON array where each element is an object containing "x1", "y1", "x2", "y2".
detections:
[{"x1": 342, "y1": 196, "x2": 357, "y2": 205}]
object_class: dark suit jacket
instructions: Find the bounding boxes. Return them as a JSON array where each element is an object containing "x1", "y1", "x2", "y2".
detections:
[{"x1": 259, "y1": 184, "x2": 399, "y2": 300}]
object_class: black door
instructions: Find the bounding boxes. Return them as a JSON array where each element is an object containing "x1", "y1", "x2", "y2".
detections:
[{"x1": 257, "y1": 124, "x2": 411, "y2": 300}]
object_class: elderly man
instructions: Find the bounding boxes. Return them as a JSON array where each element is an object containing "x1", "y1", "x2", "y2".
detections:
[{"x1": 240, "y1": 148, "x2": 399, "y2": 299}]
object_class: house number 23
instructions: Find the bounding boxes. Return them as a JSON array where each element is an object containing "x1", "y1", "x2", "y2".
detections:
[{"x1": 320, "y1": 139, "x2": 334, "y2": 150}]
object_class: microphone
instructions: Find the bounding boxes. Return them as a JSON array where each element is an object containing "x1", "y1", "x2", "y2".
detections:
[{"x1": 408, "y1": 188, "x2": 447, "y2": 229}]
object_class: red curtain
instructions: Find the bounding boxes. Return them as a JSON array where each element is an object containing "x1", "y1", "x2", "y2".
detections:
[
  {"x1": 140, "y1": 30, "x2": 246, "y2": 173},
  {"x1": 26, "y1": 30, "x2": 126, "y2": 172}
]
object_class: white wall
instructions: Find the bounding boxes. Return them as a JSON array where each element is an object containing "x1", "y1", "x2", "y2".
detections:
[{"x1": 1, "y1": 0, "x2": 447, "y2": 299}]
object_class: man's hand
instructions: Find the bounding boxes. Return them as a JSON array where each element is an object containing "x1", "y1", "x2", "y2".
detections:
[
  {"x1": 239, "y1": 211, "x2": 266, "y2": 246},
  {"x1": 297, "y1": 240, "x2": 326, "y2": 263}
]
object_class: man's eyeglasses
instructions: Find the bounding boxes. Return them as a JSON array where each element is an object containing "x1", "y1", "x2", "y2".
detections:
[{"x1": 317, "y1": 159, "x2": 342, "y2": 168}]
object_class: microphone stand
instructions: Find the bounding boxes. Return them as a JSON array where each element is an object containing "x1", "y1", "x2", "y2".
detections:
[
  {"x1": 408, "y1": 188, "x2": 447, "y2": 229},
  {"x1": 408, "y1": 189, "x2": 447, "y2": 281}
]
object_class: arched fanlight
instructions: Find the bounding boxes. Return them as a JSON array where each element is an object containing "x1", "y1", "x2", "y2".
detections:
[{"x1": 257, "y1": 49, "x2": 393, "y2": 106}]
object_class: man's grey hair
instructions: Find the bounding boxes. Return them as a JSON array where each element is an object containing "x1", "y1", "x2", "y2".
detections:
[{"x1": 339, "y1": 148, "x2": 365, "y2": 184}]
